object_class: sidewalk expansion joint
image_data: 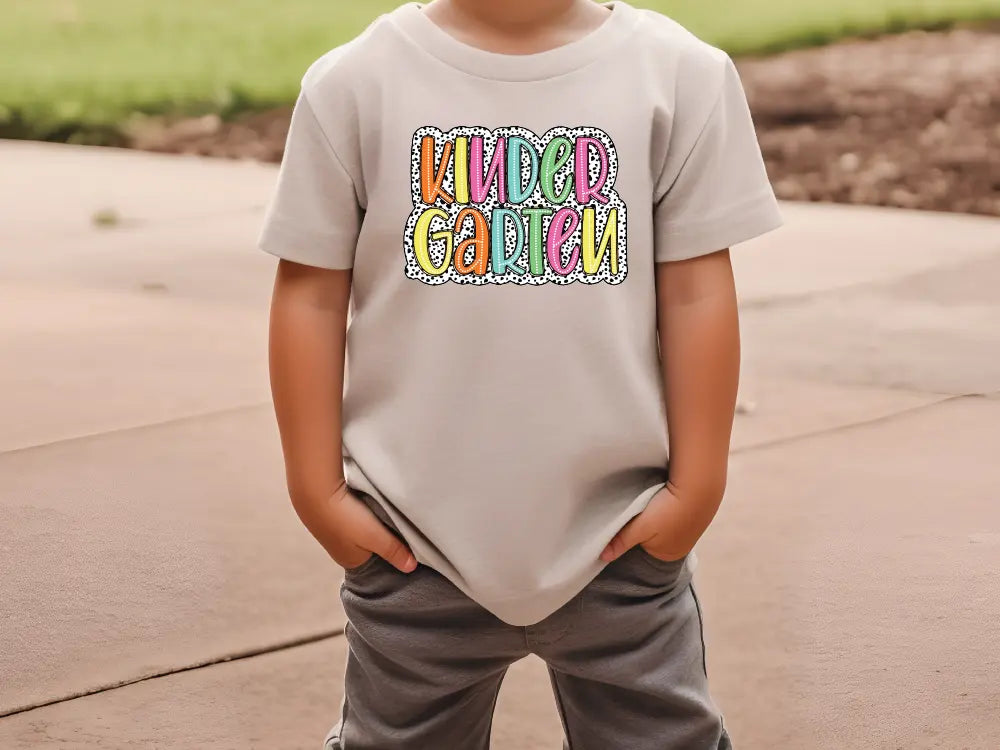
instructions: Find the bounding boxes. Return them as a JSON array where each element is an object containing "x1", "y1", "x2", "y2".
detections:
[
  {"x1": 0, "y1": 402, "x2": 272, "y2": 457},
  {"x1": 733, "y1": 390, "x2": 992, "y2": 456},
  {"x1": 0, "y1": 628, "x2": 344, "y2": 719}
]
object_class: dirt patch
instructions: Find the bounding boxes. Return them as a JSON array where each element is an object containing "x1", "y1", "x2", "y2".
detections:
[
  {"x1": 127, "y1": 27, "x2": 1000, "y2": 217},
  {"x1": 741, "y1": 26, "x2": 1000, "y2": 217}
]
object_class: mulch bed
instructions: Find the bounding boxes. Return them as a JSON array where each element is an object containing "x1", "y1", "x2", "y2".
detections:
[{"x1": 127, "y1": 26, "x2": 1000, "y2": 218}]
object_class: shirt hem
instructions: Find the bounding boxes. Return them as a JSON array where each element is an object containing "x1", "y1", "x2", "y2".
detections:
[
  {"x1": 257, "y1": 217, "x2": 356, "y2": 270},
  {"x1": 654, "y1": 193, "x2": 785, "y2": 262}
]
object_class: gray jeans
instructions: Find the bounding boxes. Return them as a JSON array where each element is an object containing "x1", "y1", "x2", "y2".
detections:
[{"x1": 325, "y1": 492, "x2": 732, "y2": 750}]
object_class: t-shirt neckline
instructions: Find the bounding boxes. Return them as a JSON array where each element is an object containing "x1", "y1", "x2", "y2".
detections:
[{"x1": 389, "y1": 1, "x2": 639, "y2": 82}]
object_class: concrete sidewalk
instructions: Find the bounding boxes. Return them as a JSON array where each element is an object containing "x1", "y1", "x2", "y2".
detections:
[{"x1": 1, "y1": 140, "x2": 998, "y2": 749}]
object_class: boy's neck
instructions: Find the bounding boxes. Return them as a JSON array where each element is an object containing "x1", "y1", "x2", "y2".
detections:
[
  {"x1": 422, "y1": 0, "x2": 611, "y2": 53},
  {"x1": 447, "y1": 0, "x2": 582, "y2": 30}
]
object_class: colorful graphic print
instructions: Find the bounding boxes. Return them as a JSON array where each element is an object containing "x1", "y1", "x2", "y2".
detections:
[{"x1": 404, "y1": 126, "x2": 628, "y2": 285}]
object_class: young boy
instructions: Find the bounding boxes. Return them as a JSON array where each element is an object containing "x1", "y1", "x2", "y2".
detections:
[{"x1": 259, "y1": 1, "x2": 783, "y2": 747}]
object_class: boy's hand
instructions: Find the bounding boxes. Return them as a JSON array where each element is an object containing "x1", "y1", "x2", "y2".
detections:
[
  {"x1": 297, "y1": 483, "x2": 418, "y2": 574},
  {"x1": 599, "y1": 481, "x2": 712, "y2": 563},
  {"x1": 601, "y1": 250, "x2": 739, "y2": 565},
  {"x1": 268, "y1": 262, "x2": 417, "y2": 576}
]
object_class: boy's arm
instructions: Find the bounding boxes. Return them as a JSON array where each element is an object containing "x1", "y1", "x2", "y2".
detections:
[
  {"x1": 601, "y1": 248, "x2": 739, "y2": 561},
  {"x1": 599, "y1": 53, "x2": 782, "y2": 563},
  {"x1": 268, "y1": 259, "x2": 416, "y2": 572},
  {"x1": 269, "y1": 260, "x2": 350, "y2": 514}
]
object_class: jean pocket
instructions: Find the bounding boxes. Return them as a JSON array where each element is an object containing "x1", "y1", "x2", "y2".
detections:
[
  {"x1": 590, "y1": 544, "x2": 691, "y2": 605},
  {"x1": 343, "y1": 552, "x2": 381, "y2": 577},
  {"x1": 633, "y1": 543, "x2": 689, "y2": 579}
]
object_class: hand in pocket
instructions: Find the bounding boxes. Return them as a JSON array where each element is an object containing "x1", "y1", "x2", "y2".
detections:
[
  {"x1": 600, "y1": 483, "x2": 708, "y2": 564},
  {"x1": 296, "y1": 484, "x2": 418, "y2": 573}
]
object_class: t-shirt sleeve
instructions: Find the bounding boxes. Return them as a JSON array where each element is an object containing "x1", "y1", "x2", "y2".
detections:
[
  {"x1": 653, "y1": 54, "x2": 783, "y2": 263},
  {"x1": 256, "y1": 90, "x2": 363, "y2": 270}
]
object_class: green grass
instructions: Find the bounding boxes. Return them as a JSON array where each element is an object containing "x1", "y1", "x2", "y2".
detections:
[{"x1": 2, "y1": 0, "x2": 999, "y2": 143}]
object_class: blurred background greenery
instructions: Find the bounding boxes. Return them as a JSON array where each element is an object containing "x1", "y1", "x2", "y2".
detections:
[{"x1": 2, "y1": 0, "x2": 999, "y2": 142}]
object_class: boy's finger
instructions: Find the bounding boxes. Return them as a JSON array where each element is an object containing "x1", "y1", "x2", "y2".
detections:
[
  {"x1": 369, "y1": 528, "x2": 418, "y2": 573},
  {"x1": 343, "y1": 494, "x2": 416, "y2": 572},
  {"x1": 600, "y1": 515, "x2": 646, "y2": 562},
  {"x1": 353, "y1": 509, "x2": 417, "y2": 572},
  {"x1": 340, "y1": 495, "x2": 413, "y2": 570}
]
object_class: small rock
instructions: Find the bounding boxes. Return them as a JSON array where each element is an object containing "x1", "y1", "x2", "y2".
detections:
[
  {"x1": 774, "y1": 178, "x2": 809, "y2": 201},
  {"x1": 172, "y1": 114, "x2": 222, "y2": 140},
  {"x1": 839, "y1": 152, "x2": 861, "y2": 172},
  {"x1": 889, "y1": 188, "x2": 920, "y2": 209},
  {"x1": 92, "y1": 208, "x2": 121, "y2": 228}
]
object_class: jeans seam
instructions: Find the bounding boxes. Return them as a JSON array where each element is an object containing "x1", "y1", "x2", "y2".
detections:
[
  {"x1": 326, "y1": 628, "x2": 353, "y2": 750},
  {"x1": 483, "y1": 665, "x2": 510, "y2": 750},
  {"x1": 547, "y1": 666, "x2": 575, "y2": 750},
  {"x1": 689, "y1": 582, "x2": 709, "y2": 678}
]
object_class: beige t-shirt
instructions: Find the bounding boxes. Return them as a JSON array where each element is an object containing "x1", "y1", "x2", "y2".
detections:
[{"x1": 258, "y1": 0, "x2": 783, "y2": 626}]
